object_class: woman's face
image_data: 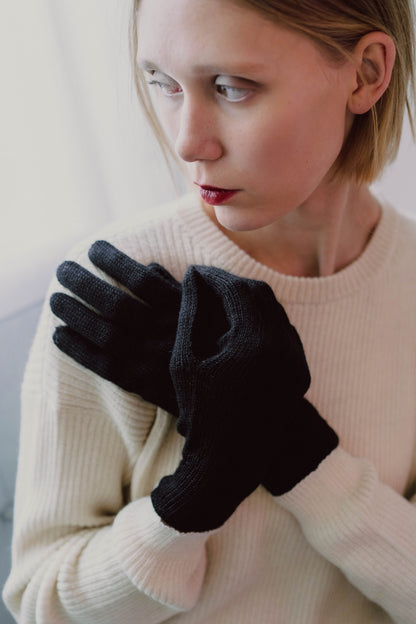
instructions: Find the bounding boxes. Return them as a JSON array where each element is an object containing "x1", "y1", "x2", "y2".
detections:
[{"x1": 137, "y1": 0, "x2": 356, "y2": 232}]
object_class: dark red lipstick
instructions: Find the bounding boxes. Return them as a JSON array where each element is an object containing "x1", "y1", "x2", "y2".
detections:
[{"x1": 198, "y1": 185, "x2": 239, "y2": 206}]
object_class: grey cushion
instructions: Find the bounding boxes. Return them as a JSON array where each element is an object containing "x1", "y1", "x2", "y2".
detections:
[{"x1": 0, "y1": 302, "x2": 42, "y2": 623}]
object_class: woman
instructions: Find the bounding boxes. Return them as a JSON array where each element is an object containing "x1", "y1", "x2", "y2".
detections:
[{"x1": 3, "y1": 0, "x2": 416, "y2": 622}]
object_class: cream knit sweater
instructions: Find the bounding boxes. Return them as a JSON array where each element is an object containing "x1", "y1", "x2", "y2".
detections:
[{"x1": 4, "y1": 193, "x2": 416, "y2": 624}]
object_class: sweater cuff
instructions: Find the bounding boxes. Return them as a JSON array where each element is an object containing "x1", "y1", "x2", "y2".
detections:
[
  {"x1": 275, "y1": 447, "x2": 377, "y2": 539},
  {"x1": 112, "y1": 496, "x2": 216, "y2": 610}
]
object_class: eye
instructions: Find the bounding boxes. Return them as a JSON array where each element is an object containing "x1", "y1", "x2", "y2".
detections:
[
  {"x1": 146, "y1": 72, "x2": 183, "y2": 98},
  {"x1": 215, "y1": 80, "x2": 253, "y2": 102}
]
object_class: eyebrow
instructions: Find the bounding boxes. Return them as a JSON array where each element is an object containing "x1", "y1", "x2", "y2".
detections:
[{"x1": 138, "y1": 59, "x2": 269, "y2": 76}]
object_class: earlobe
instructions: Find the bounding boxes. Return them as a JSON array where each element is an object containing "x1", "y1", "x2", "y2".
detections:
[{"x1": 348, "y1": 32, "x2": 396, "y2": 115}]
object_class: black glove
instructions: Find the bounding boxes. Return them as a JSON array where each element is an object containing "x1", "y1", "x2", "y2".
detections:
[
  {"x1": 50, "y1": 240, "x2": 181, "y2": 415},
  {"x1": 150, "y1": 265, "x2": 312, "y2": 532},
  {"x1": 262, "y1": 398, "x2": 338, "y2": 496},
  {"x1": 51, "y1": 244, "x2": 338, "y2": 508}
]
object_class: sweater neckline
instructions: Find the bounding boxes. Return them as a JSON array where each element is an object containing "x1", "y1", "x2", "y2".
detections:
[{"x1": 176, "y1": 192, "x2": 398, "y2": 304}]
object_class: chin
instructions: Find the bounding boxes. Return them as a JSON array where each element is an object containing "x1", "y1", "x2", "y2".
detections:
[{"x1": 213, "y1": 205, "x2": 275, "y2": 233}]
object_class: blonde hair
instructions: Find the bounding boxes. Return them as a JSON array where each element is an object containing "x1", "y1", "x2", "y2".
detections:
[{"x1": 130, "y1": 0, "x2": 416, "y2": 183}]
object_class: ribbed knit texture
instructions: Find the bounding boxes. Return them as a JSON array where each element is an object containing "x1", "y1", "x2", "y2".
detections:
[
  {"x1": 151, "y1": 265, "x2": 317, "y2": 532},
  {"x1": 3, "y1": 192, "x2": 416, "y2": 623},
  {"x1": 51, "y1": 240, "x2": 182, "y2": 415}
]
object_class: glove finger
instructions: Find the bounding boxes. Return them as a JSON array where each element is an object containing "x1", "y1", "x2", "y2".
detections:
[
  {"x1": 88, "y1": 241, "x2": 181, "y2": 309},
  {"x1": 192, "y1": 266, "x2": 265, "y2": 319},
  {"x1": 56, "y1": 261, "x2": 153, "y2": 327},
  {"x1": 53, "y1": 326, "x2": 138, "y2": 394},
  {"x1": 53, "y1": 326, "x2": 178, "y2": 413},
  {"x1": 191, "y1": 266, "x2": 303, "y2": 368},
  {"x1": 176, "y1": 266, "x2": 231, "y2": 361},
  {"x1": 180, "y1": 266, "x2": 265, "y2": 363},
  {"x1": 50, "y1": 292, "x2": 151, "y2": 355}
]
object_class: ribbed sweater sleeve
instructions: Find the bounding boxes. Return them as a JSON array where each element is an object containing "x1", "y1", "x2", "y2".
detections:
[
  {"x1": 277, "y1": 448, "x2": 416, "y2": 624},
  {"x1": 3, "y1": 235, "x2": 215, "y2": 623}
]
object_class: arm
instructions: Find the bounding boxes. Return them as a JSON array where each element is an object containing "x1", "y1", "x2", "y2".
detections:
[
  {"x1": 44, "y1": 245, "x2": 416, "y2": 621},
  {"x1": 2, "y1": 272, "x2": 212, "y2": 624},
  {"x1": 275, "y1": 446, "x2": 416, "y2": 624}
]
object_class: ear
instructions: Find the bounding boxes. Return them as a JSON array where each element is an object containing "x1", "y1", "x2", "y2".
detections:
[{"x1": 348, "y1": 32, "x2": 396, "y2": 115}]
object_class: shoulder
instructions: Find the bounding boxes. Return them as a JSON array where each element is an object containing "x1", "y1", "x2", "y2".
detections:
[
  {"x1": 395, "y1": 207, "x2": 416, "y2": 242},
  {"x1": 28, "y1": 192, "x2": 215, "y2": 412},
  {"x1": 65, "y1": 193, "x2": 200, "y2": 280},
  {"x1": 377, "y1": 204, "x2": 416, "y2": 317},
  {"x1": 20, "y1": 202, "x2": 197, "y2": 437},
  {"x1": 389, "y1": 206, "x2": 416, "y2": 268}
]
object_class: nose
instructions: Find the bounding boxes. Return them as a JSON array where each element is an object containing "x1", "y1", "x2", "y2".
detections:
[{"x1": 175, "y1": 99, "x2": 223, "y2": 163}]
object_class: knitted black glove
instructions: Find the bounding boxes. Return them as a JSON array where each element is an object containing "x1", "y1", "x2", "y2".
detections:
[
  {"x1": 262, "y1": 398, "x2": 339, "y2": 496},
  {"x1": 150, "y1": 265, "x2": 312, "y2": 533},
  {"x1": 50, "y1": 240, "x2": 181, "y2": 415},
  {"x1": 51, "y1": 244, "x2": 338, "y2": 505}
]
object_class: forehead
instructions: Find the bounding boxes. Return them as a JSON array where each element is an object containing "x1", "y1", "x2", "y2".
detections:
[{"x1": 136, "y1": 0, "x2": 322, "y2": 76}]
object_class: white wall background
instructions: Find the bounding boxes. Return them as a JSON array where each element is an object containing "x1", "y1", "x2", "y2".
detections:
[
  {"x1": 1, "y1": 0, "x2": 415, "y2": 319},
  {"x1": 1, "y1": 1, "x2": 177, "y2": 320}
]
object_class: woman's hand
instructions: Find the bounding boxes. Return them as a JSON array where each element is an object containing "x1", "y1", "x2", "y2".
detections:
[
  {"x1": 51, "y1": 244, "x2": 338, "y2": 515},
  {"x1": 150, "y1": 265, "x2": 313, "y2": 532},
  {"x1": 50, "y1": 240, "x2": 181, "y2": 415}
]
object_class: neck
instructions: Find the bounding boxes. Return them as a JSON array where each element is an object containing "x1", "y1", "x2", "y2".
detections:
[{"x1": 204, "y1": 182, "x2": 381, "y2": 278}]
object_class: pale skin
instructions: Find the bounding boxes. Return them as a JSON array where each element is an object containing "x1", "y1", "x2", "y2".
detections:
[{"x1": 137, "y1": 0, "x2": 396, "y2": 277}]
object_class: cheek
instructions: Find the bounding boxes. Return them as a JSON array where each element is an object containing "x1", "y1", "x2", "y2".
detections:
[
  {"x1": 244, "y1": 118, "x2": 306, "y2": 186},
  {"x1": 151, "y1": 103, "x2": 179, "y2": 147},
  {"x1": 249, "y1": 103, "x2": 347, "y2": 186}
]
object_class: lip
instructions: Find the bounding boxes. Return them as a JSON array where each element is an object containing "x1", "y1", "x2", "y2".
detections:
[{"x1": 196, "y1": 184, "x2": 240, "y2": 206}]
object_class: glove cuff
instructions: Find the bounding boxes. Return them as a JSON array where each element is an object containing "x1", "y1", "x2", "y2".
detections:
[
  {"x1": 263, "y1": 399, "x2": 339, "y2": 496},
  {"x1": 151, "y1": 454, "x2": 260, "y2": 533}
]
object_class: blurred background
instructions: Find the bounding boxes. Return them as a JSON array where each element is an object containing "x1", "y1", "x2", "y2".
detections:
[{"x1": 1, "y1": 2, "x2": 415, "y2": 622}]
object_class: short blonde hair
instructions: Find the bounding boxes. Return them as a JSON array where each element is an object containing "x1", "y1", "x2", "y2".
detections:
[{"x1": 130, "y1": 0, "x2": 416, "y2": 184}]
